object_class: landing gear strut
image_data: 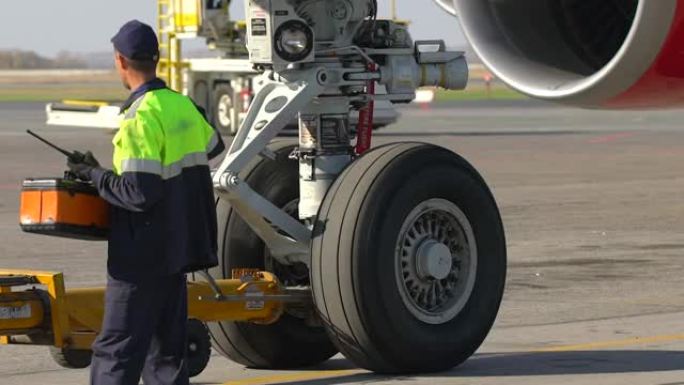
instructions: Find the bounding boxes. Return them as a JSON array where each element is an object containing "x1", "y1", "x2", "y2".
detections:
[{"x1": 208, "y1": 0, "x2": 507, "y2": 373}]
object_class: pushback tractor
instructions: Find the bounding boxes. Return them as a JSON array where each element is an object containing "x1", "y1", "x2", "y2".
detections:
[{"x1": 1, "y1": 0, "x2": 508, "y2": 376}]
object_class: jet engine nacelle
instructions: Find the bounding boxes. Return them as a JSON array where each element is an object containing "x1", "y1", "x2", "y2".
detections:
[{"x1": 444, "y1": 0, "x2": 684, "y2": 109}]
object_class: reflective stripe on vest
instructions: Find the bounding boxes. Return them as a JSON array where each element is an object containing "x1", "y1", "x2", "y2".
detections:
[{"x1": 120, "y1": 152, "x2": 209, "y2": 180}]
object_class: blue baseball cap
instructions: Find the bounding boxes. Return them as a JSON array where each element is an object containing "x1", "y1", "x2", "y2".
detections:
[{"x1": 111, "y1": 20, "x2": 160, "y2": 61}]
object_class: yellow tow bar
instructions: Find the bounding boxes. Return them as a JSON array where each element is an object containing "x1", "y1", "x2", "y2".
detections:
[{"x1": 0, "y1": 269, "x2": 287, "y2": 351}]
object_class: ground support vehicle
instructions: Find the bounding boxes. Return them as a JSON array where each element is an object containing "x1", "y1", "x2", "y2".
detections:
[
  {"x1": 47, "y1": 58, "x2": 258, "y2": 134},
  {"x1": 46, "y1": 0, "x2": 398, "y2": 134},
  {"x1": 46, "y1": 0, "x2": 258, "y2": 135},
  {"x1": 0, "y1": 269, "x2": 302, "y2": 376}
]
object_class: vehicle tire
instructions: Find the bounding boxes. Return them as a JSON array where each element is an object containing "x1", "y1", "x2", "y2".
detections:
[
  {"x1": 212, "y1": 84, "x2": 235, "y2": 135},
  {"x1": 49, "y1": 346, "x2": 92, "y2": 369},
  {"x1": 187, "y1": 319, "x2": 211, "y2": 377},
  {"x1": 193, "y1": 80, "x2": 210, "y2": 114},
  {"x1": 311, "y1": 142, "x2": 507, "y2": 374},
  {"x1": 207, "y1": 140, "x2": 338, "y2": 369}
]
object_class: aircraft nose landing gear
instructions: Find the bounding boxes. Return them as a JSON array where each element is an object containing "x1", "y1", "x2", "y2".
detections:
[{"x1": 207, "y1": 0, "x2": 507, "y2": 374}]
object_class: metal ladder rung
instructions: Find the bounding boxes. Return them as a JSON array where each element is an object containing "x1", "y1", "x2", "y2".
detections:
[{"x1": 156, "y1": 0, "x2": 182, "y2": 91}]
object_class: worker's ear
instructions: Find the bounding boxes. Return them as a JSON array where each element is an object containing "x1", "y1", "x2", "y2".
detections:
[{"x1": 114, "y1": 52, "x2": 129, "y2": 71}]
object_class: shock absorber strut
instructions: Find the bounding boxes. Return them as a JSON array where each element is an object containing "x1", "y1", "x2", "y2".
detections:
[{"x1": 297, "y1": 98, "x2": 353, "y2": 222}]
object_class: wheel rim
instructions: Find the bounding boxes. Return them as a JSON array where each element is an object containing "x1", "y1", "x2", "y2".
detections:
[
  {"x1": 217, "y1": 94, "x2": 233, "y2": 128},
  {"x1": 395, "y1": 198, "x2": 478, "y2": 325}
]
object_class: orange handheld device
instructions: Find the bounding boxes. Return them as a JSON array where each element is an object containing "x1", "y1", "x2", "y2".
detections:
[
  {"x1": 19, "y1": 178, "x2": 109, "y2": 241},
  {"x1": 20, "y1": 131, "x2": 109, "y2": 240}
]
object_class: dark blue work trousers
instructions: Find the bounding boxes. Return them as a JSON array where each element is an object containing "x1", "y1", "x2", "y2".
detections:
[{"x1": 90, "y1": 273, "x2": 189, "y2": 385}]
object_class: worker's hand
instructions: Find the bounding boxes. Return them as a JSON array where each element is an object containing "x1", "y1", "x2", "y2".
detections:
[
  {"x1": 81, "y1": 151, "x2": 100, "y2": 168},
  {"x1": 67, "y1": 151, "x2": 100, "y2": 181}
]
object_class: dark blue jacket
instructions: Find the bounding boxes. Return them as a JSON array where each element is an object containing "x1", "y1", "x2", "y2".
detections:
[{"x1": 89, "y1": 79, "x2": 225, "y2": 278}]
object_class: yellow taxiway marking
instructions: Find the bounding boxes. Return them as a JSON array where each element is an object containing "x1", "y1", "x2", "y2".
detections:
[
  {"x1": 222, "y1": 369, "x2": 364, "y2": 385},
  {"x1": 223, "y1": 332, "x2": 684, "y2": 384},
  {"x1": 536, "y1": 333, "x2": 684, "y2": 353}
]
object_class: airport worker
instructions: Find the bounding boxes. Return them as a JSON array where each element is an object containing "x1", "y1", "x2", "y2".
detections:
[{"x1": 65, "y1": 20, "x2": 225, "y2": 385}]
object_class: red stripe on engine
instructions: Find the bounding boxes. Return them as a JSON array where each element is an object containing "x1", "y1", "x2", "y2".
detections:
[{"x1": 607, "y1": 0, "x2": 684, "y2": 108}]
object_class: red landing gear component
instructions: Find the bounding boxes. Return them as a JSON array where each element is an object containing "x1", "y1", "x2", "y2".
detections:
[{"x1": 355, "y1": 63, "x2": 377, "y2": 155}]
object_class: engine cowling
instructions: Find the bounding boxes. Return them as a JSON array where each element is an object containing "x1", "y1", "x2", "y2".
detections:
[{"x1": 449, "y1": 0, "x2": 684, "y2": 109}]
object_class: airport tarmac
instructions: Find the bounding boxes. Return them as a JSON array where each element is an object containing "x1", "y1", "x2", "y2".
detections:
[{"x1": 1, "y1": 101, "x2": 684, "y2": 384}]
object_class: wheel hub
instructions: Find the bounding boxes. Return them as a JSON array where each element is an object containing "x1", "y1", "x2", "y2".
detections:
[
  {"x1": 217, "y1": 94, "x2": 233, "y2": 128},
  {"x1": 395, "y1": 199, "x2": 478, "y2": 325},
  {"x1": 416, "y1": 240, "x2": 453, "y2": 280}
]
